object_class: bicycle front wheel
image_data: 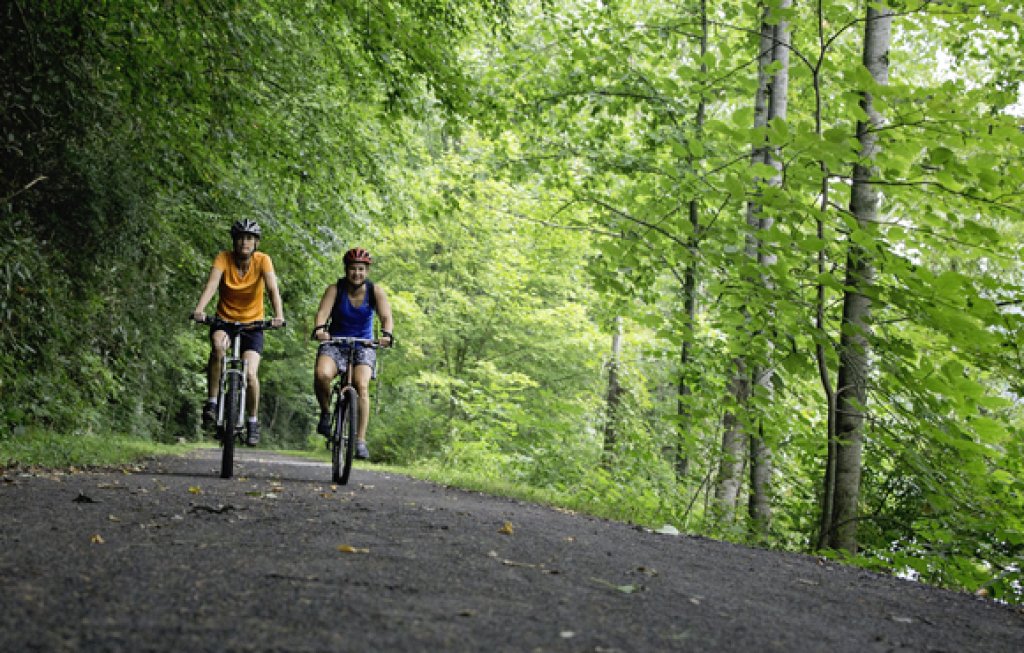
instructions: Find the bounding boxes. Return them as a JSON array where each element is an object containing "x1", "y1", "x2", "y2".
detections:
[
  {"x1": 332, "y1": 387, "x2": 359, "y2": 485},
  {"x1": 220, "y1": 374, "x2": 241, "y2": 479}
]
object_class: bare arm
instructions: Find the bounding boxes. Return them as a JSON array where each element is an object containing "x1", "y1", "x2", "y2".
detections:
[
  {"x1": 313, "y1": 284, "x2": 337, "y2": 341},
  {"x1": 263, "y1": 269, "x2": 285, "y2": 326},
  {"x1": 192, "y1": 266, "x2": 224, "y2": 321},
  {"x1": 374, "y1": 285, "x2": 394, "y2": 346}
]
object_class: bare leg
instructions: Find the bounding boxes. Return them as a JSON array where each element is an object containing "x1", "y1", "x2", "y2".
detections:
[
  {"x1": 352, "y1": 365, "x2": 373, "y2": 442},
  {"x1": 314, "y1": 355, "x2": 339, "y2": 413},
  {"x1": 243, "y1": 350, "x2": 262, "y2": 418},
  {"x1": 207, "y1": 330, "x2": 229, "y2": 400}
]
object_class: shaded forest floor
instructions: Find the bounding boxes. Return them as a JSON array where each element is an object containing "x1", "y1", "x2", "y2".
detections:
[{"x1": 1, "y1": 449, "x2": 1021, "y2": 651}]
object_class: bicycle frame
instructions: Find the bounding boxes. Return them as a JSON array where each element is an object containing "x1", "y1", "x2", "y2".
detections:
[
  {"x1": 216, "y1": 331, "x2": 248, "y2": 435},
  {"x1": 194, "y1": 315, "x2": 282, "y2": 479},
  {"x1": 321, "y1": 336, "x2": 377, "y2": 484}
]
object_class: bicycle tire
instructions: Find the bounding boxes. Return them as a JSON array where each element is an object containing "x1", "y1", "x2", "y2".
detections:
[
  {"x1": 220, "y1": 373, "x2": 241, "y2": 479},
  {"x1": 332, "y1": 387, "x2": 359, "y2": 485}
]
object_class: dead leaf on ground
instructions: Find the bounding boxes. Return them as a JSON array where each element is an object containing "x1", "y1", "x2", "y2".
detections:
[
  {"x1": 188, "y1": 486, "x2": 202, "y2": 495},
  {"x1": 498, "y1": 521, "x2": 514, "y2": 535},
  {"x1": 90, "y1": 534, "x2": 105, "y2": 544},
  {"x1": 591, "y1": 577, "x2": 645, "y2": 594},
  {"x1": 337, "y1": 545, "x2": 370, "y2": 554},
  {"x1": 73, "y1": 492, "x2": 97, "y2": 504}
]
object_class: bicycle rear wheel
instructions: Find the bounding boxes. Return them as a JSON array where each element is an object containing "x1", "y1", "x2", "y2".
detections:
[
  {"x1": 332, "y1": 387, "x2": 359, "y2": 485},
  {"x1": 220, "y1": 374, "x2": 241, "y2": 479}
]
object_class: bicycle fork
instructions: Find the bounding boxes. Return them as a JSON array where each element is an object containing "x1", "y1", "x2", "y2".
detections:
[{"x1": 216, "y1": 336, "x2": 249, "y2": 433}]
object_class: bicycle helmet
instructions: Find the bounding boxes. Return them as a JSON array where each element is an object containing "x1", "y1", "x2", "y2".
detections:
[
  {"x1": 343, "y1": 247, "x2": 373, "y2": 266},
  {"x1": 230, "y1": 218, "x2": 262, "y2": 240}
]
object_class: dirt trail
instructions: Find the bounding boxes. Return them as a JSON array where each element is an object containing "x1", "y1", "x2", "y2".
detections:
[{"x1": 1, "y1": 449, "x2": 1021, "y2": 652}]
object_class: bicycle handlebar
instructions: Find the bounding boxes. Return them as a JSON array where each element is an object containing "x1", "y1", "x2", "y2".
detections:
[
  {"x1": 191, "y1": 315, "x2": 286, "y2": 331},
  {"x1": 319, "y1": 336, "x2": 380, "y2": 348}
]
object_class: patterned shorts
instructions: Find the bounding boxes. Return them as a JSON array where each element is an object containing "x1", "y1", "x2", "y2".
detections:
[{"x1": 317, "y1": 342, "x2": 377, "y2": 378}]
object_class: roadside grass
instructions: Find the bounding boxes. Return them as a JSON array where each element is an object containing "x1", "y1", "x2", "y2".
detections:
[
  {"x1": 0, "y1": 427, "x2": 195, "y2": 470},
  {"x1": 4, "y1": 431, "x2": 667, "y2": 532},
  {"x1": 286, "y1": 446, "x2": 652, "y2": 527}
]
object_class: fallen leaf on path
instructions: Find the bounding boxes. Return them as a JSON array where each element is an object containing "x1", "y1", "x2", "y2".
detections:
[
  {"x1": 337, "y1": 545, "x2": 370, "y2": 554},
  {"x1": 498, "y1": 521, "x2": 514, "y2": 535},
  {"x1": 108, "y1": 514, "x2": 120, "y2": 522},
  {"x1": 73, "y1": 492, "x2": 96, "y2": 504},
  {"x1": 90, "y1": 534, "x2": 105, "y2": 544},
  {"x1": 560, "y1": 631, "x2": 575, "y2": 639},
  {"x1": 188, "y1": 486, "x2": 202, "y2": 495},
  {"x1": 654, "y1": 524, "x2": 680, "y2": 536},
  {"x1": 591, "y1": 577, "x2": 645, "y2": 594}
]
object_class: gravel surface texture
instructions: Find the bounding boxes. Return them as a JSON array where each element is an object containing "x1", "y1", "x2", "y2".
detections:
[{"x1": 1, "y1": 448, "x2": 1022, "y2": 652}]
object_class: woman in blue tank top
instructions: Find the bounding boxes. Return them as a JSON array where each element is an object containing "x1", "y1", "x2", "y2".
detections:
[{"x1": 311, "y1": 247, "x2": 394, "y2": 460}]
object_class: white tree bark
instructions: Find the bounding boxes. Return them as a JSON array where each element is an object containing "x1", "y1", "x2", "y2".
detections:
[{"x1": 826, "y1": 2, "x2": 893, "y2": 553}]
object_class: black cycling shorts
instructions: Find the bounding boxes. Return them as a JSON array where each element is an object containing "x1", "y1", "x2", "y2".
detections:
[{"x1": 210, "y1": 325, "x2": 264, "y2": 355}]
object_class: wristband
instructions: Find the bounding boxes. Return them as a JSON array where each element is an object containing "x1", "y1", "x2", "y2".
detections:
[{"x1": 311, "y1": 324, "x2": 329, "y2": 340}]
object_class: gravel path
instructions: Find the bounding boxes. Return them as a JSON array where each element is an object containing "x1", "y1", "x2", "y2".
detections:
[{"x1": 1, "y1": 449, "x2": 1021, "y2": 651}]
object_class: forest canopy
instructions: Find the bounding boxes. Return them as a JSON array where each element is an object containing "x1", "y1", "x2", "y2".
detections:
[{"x1": 2, "y1": 0, "x2": 1023, "y2": 602}]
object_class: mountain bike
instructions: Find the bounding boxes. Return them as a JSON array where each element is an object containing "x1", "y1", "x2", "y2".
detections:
[
  {"x1": 193, "y1": 315, "x2": 284, "y2": 479},
  {"x1": 320, "y1": 336, "x2": 379, "y2": 485}
]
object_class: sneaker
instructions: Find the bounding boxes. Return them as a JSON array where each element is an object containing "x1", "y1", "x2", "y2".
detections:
[
  {"x1": 201, "y1": 400, "x2": 217, "y2": 429},
  {"x1": 316, "y1": 411, "x2": 331, "y2": 437},
  {"x1": 355, "y1": 441, "x2": 370, "y2": 460},
  {"x1": 246, "y1": 420, "x2": 260, "y2": 446}
]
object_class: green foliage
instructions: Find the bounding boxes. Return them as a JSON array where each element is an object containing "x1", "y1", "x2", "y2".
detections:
[{"x1": 3, "y1": 0, "x2": 1023, "y2": 603}]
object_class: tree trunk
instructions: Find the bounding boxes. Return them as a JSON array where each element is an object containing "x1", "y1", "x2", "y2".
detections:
[
  {"x1": 603, "y1": 316, "x2": 624, "y2": 457},
  {"x1": 825, "y1": 2, "x2": 893, "y2": 553},
  {"x1": 675, "y1": 0, "x2": 708, "y2": 480},
  {"x1": 745, "y1": 0, "x2": 791, "y2": 534},
  {"x1": 715, "y1": 359, "x2": 749, "y2": 522}
]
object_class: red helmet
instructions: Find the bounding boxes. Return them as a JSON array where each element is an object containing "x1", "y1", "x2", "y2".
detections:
[{"x1": 343, "y1": 247, "x2": 372, "y2": 266}]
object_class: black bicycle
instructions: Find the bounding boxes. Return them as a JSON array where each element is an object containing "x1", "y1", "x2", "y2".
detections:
[
  {"x1": 321, "y1": 336, "x2": 379, "y2": 485},
  {"x1": 193, "y1": 315, "x2": 284, "y2": 479}
]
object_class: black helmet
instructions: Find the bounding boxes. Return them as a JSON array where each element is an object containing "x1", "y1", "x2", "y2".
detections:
[{"x1": 230, "y1": 218, "x2": 262, "y2": 239}]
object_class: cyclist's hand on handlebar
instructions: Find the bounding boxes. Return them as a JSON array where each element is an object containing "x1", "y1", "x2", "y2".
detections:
[
  {"x1": 271, "y1": 317, "x2": 285, "y2": 328},
  {"x1": 191, "y1": 311, "x2": 207, "y2": 324}
]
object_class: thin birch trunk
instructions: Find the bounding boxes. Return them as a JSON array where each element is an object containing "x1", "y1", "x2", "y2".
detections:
[
  {"x1": 747, "y1": 0, "x2": 791, "y2": 535},
  {"x1": 715, "y1": 360, "x2": 749, "y2": 521},
  {"x1": 826, "y1": 2, "x2": 893, "y2": 553},
  {"x1": 715, "y1": 0, "x2": 775, "y2": 521},
  {"x1": 676, "y1": 0, "x2": 708, "y2": 480},
  {"x1": 603, "y1": 316, "x2": 623, "y2": 458}
]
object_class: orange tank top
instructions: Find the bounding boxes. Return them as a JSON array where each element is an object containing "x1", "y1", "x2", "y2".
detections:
[{"x1": 213, "y1": 251, "x2": 274, "y2": 322}]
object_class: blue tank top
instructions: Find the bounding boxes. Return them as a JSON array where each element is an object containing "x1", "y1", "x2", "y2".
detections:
[{"x1": 328, "y1": 281, "x2": 374, "y2": 338}]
